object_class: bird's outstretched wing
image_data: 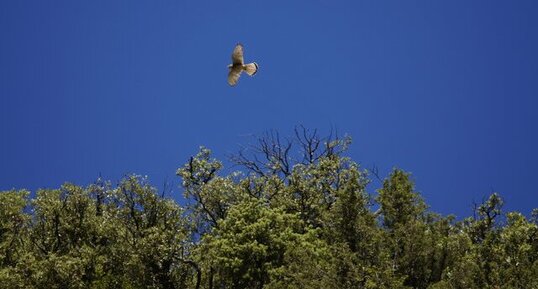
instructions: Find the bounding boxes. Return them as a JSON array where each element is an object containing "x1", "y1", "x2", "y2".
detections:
[
  {"x1": 228, "y1": 66, "x2": 242, "y2": 86},
  {"x1": 231, "y1": 44, "x2": 244, "y2": 65}
]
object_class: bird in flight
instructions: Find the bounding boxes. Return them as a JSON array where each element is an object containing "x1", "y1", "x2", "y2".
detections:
[{"x1": 227, "y1": 43, "x2": 258, "y2": 86}]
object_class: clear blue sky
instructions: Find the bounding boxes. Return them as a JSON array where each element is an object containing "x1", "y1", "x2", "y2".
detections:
[{"x1": 1, "y1": 1, "x2": 537, "y2": 218}]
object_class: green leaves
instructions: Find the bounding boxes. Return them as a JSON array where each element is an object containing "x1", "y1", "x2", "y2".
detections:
[
  {"x1": 0, "y1": 190, "x2": 29, "y2": 267},
  {"x1": 1, "y1": 141, "x2": 537, "y2": 288},
  {"x1": 204, "y1": 197, "x2": 301, "y2": 288},
  {"x1": 0, "y1": 177, "x2": 192, "y2": 289}
]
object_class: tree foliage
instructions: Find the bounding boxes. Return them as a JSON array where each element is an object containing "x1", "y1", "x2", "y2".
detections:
[{"x1": 1, "y1": 130, "x2": 537, "y2": 288}]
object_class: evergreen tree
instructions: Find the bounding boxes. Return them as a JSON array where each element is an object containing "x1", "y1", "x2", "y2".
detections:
[{"x1": 1, "y1": 132, "x2": 537, "y2": 288}]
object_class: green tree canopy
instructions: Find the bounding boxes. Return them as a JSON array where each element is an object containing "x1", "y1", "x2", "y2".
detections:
[{"x1": 1, "y1": 132, "x2": 537, "y2": 288}]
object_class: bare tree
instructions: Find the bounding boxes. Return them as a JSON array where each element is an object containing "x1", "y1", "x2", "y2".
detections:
[{"x1": 230, "y1": 126, "x2": 351, "y2": 177}]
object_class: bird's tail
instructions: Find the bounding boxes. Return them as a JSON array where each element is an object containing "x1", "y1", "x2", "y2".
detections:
[{"x1": 244, "y1": 62, "x2": 258, "y2": 76}]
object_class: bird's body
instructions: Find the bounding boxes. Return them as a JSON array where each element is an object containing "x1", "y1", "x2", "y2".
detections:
[{"x1": 228, "y1": 44, "x2": 258, "y2": 86}]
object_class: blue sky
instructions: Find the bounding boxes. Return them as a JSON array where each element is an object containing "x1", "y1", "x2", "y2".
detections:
[{"x1": 1, "y1": 1, "x2": 537, "y2": 218}]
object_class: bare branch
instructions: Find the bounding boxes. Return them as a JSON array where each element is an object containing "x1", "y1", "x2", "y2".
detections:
[{"x1": 230, "y1": 127, "x2": 350, "y2": 178}]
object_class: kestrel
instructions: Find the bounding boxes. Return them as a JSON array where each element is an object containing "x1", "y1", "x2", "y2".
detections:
[{"x1": 227, "y1": 43, "x2": 258, "y2": 86}]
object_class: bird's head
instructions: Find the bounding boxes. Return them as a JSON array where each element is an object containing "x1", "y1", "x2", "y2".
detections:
[{"x1": 227, "y1": 64, "x2": 233, "y2": 69}]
